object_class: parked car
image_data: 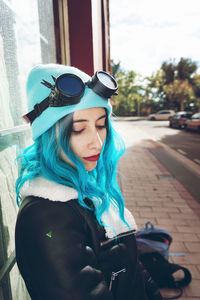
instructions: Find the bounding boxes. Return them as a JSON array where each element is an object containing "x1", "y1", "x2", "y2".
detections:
[
  {"x1": 185, "y1": 112, "x2": 200, "y2": 132},
  {"x1": 169, "y1": 111, "x2": 192, "y2": 129},
  {"x1": 148, "y1": 110, "x2": 175, "y2": 121}
]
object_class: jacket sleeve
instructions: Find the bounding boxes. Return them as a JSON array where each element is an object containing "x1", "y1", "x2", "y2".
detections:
[{"x1": 15, "y1": 197, "x2": 113, "y2": 300}]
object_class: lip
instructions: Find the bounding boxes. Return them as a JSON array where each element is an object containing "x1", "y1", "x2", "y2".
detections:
[{"x1": 83, "y1": 154, "x2": 100, "y2": 161}]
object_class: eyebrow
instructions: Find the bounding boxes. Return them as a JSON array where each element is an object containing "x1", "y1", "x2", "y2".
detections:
[{"x1": 73, "y1": 114, "x2": 106, "y2": 123}]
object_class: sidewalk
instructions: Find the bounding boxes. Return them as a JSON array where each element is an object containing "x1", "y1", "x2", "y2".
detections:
[{"x1": 118, "y1": 139, "x2": 200, "y2": 300}]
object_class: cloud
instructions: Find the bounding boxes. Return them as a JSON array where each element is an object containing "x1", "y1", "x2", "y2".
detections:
[{"x1": 110, "y1": 0, "x2": 200, "y2": 76}]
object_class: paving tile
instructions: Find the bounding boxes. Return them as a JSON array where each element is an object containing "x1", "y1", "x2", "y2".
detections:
[
  {"x1": 177, "y1": 226, "x2": 200, "y2": 234},
  {"x1": 156, "y1": 218, "x2": 190, "y2": 226},
  {"x1": 119, "y1": 143, "x2": 200, "y2": 299},
  {"x1": 134, "y1": 217, "x2": 157, "y2": 227},
  {"x1": 172, "y1": 253, "x2": 200, "y2": 265},
  {"x1": 186, "y1": 219, "x2": 200, "y2": 226},
  {"x1": 179, "y1": 207, "x2": 195, "y2": 214},
  {"x1": 136, "y1": 201, "x2": 164, "y2": 207},
  {"x1": 171, "y1": 233, "x2": 200, "y2": 242},
  {"x1": 169, "y1": 212, "x2": 200, "y2": 220},
  {"x1": 152, "y1": 206, "x2": 180, "y2": 213},
  {"x1": 184, "y1": 279, "x2": 200, "y2": 297},
  {"x1": 138, "y1": 211, "x2": 169, "y2": 218},
  {"x1": 132, "y1": 206, "x2": 152, "y2": 212},
  {"x1": 157, "y1": 224, "x2": 178, "y2": 233},
  {"x1": 164, "y1": 202, "x2": 189, "y2": 208},
  {"x1": 184, "y1": 242, "x2": 200, "y2": 253},
  {"x1": 170, "y1": 241, "x2": 188, "y2": 253}
]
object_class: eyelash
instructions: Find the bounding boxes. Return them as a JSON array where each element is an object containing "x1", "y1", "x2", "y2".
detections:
[
  {"x1": 72, "y1": 125, "x2": 107, "y2": 135},
  {"x1": 97, "y1": 125, "x2": 107, "y2": 129},
  {"x1": 72, "y1": 129, "x2": 84, "y2": 134}
]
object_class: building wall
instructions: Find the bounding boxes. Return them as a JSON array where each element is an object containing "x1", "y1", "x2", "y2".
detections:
[
  {"x1": 0, "y1": 0, "x2": 110, "y2": 298},
  {"x1": 0, "y1": 0, "x2": 57, "y2": 299},
  {"x1": 91, "y1": 0, "x2": 103, "y2": 72},
  {"x1": 67, "y1": 0, "x2": 110, "y2": 75}
]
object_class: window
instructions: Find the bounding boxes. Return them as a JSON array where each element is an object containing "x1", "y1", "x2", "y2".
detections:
[
  {"x1": 192, "y1": 113, "x2": 200, "y2": 119},
  {"x1": 162, "y1": 111, "x2": 169, "y2": 114},
  {"x1": 0, "y1": 0, "x2": 57, "y2": 298}
]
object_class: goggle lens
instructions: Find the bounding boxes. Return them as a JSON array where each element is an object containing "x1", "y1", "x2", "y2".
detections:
[
  {"x1": 97, "y1": 72, "x2": 117, "y2": 89},
  {"x1": 57, "y1": 76, "x2": 84, "y2": 96}
]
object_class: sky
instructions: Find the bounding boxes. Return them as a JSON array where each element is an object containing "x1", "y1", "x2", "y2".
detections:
[{"x1": 109, "y1": 0, "x2": 200, "y2": 77}]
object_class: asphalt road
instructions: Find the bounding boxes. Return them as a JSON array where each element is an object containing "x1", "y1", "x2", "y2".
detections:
[
  {"x1": 114, "y1": 118, "x2": 200, "y2": 166},
  {"x1": 139, "y1": 120, "x2": 200, "y2": 165},
  {"x1": 113, "y1": 118, "x2": 200, "y2": 202}
]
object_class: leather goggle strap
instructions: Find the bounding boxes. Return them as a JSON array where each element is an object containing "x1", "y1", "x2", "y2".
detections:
[{"x1": 23, "y1": 97, "x2": 49, "y2": 124}]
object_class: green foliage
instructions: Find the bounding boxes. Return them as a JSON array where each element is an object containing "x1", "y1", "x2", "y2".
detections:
[
  {"x1": 111, "y1": 65, "x2": 143, "y2": 115},
  {"x1": 177, "y1": 58, "x2": 198, "y2": 81},
  {"x1": 163, "y1": 79, "x2": 194, "y2": 111},
  {"x1": 149, "y1": 58, "x2": 199, "y2": 111},
  {"x1": 111, "y1": 59, "x2": 123, "y2": 77},
  {"x1": 192, "y1": 74, "x2": 200, "y2": 97},
  {"x1": 190, "y1": 74, "x2": 200, "y2": 111},
  {"x1": 111, "y1": 58, "x2": 200, "y2": 116},
  {"x1": 161, "y1": 60, "x2": 176, "y2": 84}
]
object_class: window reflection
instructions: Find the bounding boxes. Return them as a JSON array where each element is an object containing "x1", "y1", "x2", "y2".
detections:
[{"x1": 0, "y1": 0, "x2": 56, "y2": 299}]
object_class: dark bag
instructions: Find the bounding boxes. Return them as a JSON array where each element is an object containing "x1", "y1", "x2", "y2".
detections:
[{"x1": 136, "y1": 222, "x2": 192, "y2": 300}]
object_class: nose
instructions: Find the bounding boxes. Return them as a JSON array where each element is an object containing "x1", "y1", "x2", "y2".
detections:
[{"x1": 88, "y1": 129, "x2": 103, "y2": 150}]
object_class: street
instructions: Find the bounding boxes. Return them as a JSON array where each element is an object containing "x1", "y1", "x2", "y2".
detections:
[
  {"x1": 113, "y1": 118, "x2": 200, "y2": 202},
  {"x1": 116, "y1": 119, "x2": 200, "y2": 300},
  {"x1": 113, "y1": 118, "x2": 200, "y2": 166}
]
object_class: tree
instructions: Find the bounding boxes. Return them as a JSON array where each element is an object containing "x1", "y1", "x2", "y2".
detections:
[
  {"x1": 177, "y1": 58, "x2": 198, "y2": 81},
  {"x1": 110, "y1": 58, "x2": 200, "y2": 115},
  {"x1": 145, "y1": 70, "x2": 170, "y2": 113},
  {"x1": 161, "y1": 60, "x2": 176, "y2": 84},
  {"x1": 111, "y1": 60, "x2": 123, "y2": 77},
  {"x1": 192, "y1": 74, "x2": 200, "y2": 111},
  {"x1": 163, "y1": 79, "x2": 194, "y2": 111},
  {"x1": 112, "y1": 70, "x2": 143, "y2": 116},
  {"x1": 159, "y1": 58, "x2": 198, "y2": 110}
]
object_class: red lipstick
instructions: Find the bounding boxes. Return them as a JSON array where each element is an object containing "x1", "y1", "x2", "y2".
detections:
[{"x1": 83, "y1": 154, "x2": 100, "y2": 161}]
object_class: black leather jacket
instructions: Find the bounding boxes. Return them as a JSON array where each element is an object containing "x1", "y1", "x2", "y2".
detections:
[{"x1": 15, "y1": 196, "x2": 161, "y2": 300}]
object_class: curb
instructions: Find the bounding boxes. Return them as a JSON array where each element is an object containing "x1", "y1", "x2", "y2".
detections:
[
  {"x1": 144, "y1": 141, "x2": 200, "y2": 219},
  {"x1": 155, "y1": 140, "x2": 200, "y2": 178}
]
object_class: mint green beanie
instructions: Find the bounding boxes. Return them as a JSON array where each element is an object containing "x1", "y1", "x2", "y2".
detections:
[{"x1": 26, "y1": 64, "x2": 112, "y2": 140}]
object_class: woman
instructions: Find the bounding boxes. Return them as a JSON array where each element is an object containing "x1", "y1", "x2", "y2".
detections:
[{"x1": 15, "y1": 64, "x2": 162, "y2": 300}]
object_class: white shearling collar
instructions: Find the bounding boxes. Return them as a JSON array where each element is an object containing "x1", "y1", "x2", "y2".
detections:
[
  {"x1": 20, "y1": 176, "x2": 137, "y2": 238},
  {"x1": 101, "y1": 205, "x2": 137, "y2": 238},
  {"x1": 20, "y1": 176, "x2": 78, "y2": 201}
]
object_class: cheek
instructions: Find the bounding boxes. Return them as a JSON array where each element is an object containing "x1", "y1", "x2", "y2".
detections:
[
  {"x1": 100, "y1": 129, "x2": 107, "y2": 145},
  {"x1": 70, "y1": 136, "x2": 77, "y2": 154},
  {"x1": 70, "y1": 135, "x2": 84, "y2": 157}
]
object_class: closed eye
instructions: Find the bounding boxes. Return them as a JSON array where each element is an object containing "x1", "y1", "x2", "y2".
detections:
[
  {"x1": 97, "y1": 125, "x2": 107, "y2": 129},
  {"x1": 72, "y1": 129, "x2": 85, "y2": 134}
]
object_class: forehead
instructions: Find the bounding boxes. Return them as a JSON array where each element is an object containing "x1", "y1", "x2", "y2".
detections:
[{"x1": 73, "y1": 107, "x2": 106, "y2": 121}]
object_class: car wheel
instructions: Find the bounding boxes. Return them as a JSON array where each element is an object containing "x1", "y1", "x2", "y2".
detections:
[{"x1": 151, "y1": 117, "x2": 155, "y2": 121}]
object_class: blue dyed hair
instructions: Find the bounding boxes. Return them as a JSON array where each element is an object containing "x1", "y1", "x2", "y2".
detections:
[{"x1": 16, "y1": 112, "x2": 128, "y2": 227}]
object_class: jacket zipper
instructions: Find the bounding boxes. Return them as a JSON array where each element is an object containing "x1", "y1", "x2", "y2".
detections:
[
  {"x1": 109, "y1": 268, "x2": 127, "y2": 291},
  {"x1": 100, "y1": 230, "x2": 135, "y2": 247}
]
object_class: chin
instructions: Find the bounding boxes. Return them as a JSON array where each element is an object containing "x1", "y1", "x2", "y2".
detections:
[{"x1": 85, "y1": 161, "x2": 97, "y2": 171}]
